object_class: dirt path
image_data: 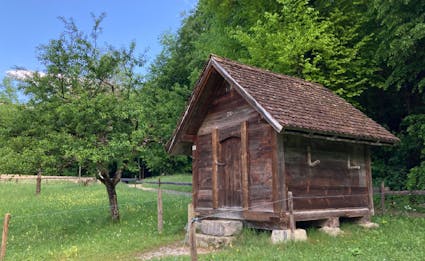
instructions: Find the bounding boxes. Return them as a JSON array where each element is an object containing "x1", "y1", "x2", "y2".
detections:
[
  {"x1": 130, "y1": 184, "x2": 191, "y2": 197},
  {"x1": 136, "y1": 243, "x2": 213, "y2": 260}
]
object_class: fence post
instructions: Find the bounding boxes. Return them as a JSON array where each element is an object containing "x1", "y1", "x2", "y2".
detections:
[
  {"x1": 35, "y1": 169, "x2": 42, "y2": 196},
  {"x1": 157, "y1": 178, "x2": 163, "y2": 234},
  {"x1": 188, "y1": 218, "x2": 198, "y2": 261},
  {"x1": 288, "y1": 191, "x2": 295, "y2": 240},
  {"x1": 380, "y1": 181, "x2": 385, "y2": 214},
  {"x1": 1, "y1": 213, "x2": 11, "y2": 261}
]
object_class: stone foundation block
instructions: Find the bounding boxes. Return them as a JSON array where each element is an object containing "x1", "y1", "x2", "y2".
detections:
[
  {"x1": 319, "y1": 226, "x2": 343, "y2": 237},
  {"x1": 196, "y1": 233, "x2": 235, "y2": 249},
  {"x1": 200, "y1": 220, "x2": 243, "y2": 237},
  {"x1": 271, "y1": 229, "x2": 307, "y2": 244},
  {"x1": 358, "y1": 222, "x2": 379, "y2": 229}
]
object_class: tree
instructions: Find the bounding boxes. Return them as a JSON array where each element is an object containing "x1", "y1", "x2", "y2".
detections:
[{"x1": 17, "y1": 14, "x2": 144, "y2": 221}]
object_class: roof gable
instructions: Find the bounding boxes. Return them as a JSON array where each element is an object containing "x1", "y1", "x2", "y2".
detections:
[{"x1": 167, "y1": 55, "x2": 399, "y2": 155}]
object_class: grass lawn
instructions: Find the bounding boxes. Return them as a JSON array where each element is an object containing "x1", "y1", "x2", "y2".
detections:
[
  {"x1": 0, "y1": 181, "x2": 190, "y2": 260},
  {"x1": 161, "y1": 214, "x2": 425, "y2": 261},
  {"x1": 1, "y1": 180, "x2": 425, "y2": 260},
  {"x1": 141, "y1": 174, "x2": 192, "y2": 193}
]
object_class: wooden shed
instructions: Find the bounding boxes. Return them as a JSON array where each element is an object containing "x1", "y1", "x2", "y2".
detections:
[{"x1": 167, "y1": 55, "x2": 399, "y2": 229}]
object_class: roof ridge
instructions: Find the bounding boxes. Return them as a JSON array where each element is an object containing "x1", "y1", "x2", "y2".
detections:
[{"x1": 210, "y1": 54, "x2": 324, "y2": 90}]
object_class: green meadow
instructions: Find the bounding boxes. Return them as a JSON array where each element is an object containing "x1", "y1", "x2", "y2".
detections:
[{"x1": 1, "y1": 181, "x2": 424, "y2": 260}]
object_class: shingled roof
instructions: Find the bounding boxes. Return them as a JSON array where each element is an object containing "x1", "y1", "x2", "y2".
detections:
[{"x1": 167, "y1": 55, "x2": 399, "y2": 154}]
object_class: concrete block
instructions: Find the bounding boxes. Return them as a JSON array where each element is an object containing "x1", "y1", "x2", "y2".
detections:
[
  {"x1": 319, "y1": 226, "x2": 343, "y2": 237},
  {"x1": 271, "y1": 229, "x2": 307, "y2": 244},
  {"x1": 200, "y1": 220, "x2": 243, "y2": 237},
  {"x1": 196, "y1": 233, "x2": 235, "y2": 249}
]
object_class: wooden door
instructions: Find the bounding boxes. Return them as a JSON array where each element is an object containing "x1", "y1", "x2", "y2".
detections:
[{"x1": 218, "y1": 137, "x2": 242, "y2": 208}]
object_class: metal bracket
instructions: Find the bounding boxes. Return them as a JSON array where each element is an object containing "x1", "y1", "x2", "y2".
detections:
[
  {"x1": 307, "y1": 146, "x2": 320, "y2": 167},
  {"x1": 347, "y1": 155, "x2": 360, "y2": 170},
  {"x1": 215, "y1": 161, "x2": 226, "y2": 166}
]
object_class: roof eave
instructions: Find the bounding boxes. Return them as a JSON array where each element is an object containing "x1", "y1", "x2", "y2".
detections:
[
  {"x1": 166, "y1": 58, "x2": 216, "y2": 155},
  {"x1": 283, "y1": 127, "x2": 399, "y2": 146}
]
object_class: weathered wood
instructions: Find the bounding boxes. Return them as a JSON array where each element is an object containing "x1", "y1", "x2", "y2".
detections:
[
  {"x1": 288, "y1": 191, "x2": 295, "y2": 238},
  {"x1": 198, "y1": 105, "x2": 257, "y2": 136},
  {"x1": 241, "y1": 121, "x2": 249, "y2": 210},
  {"x1": 219, "y1": 136, "x2": 242, "y2": 207},
  {"x1": 182, "y1": 134, "x2": 196, "y2": 142},
  {"x1": 294, "y1": 207, "x2": 370, "y2": 221},
  {"x1": 157, "y1": 179, "x2": 163, "y2": 234},
  {"x1": 212, "y1": 128, "x2": 219, "y2": 209},
  {"x1": 189, "y1": 219, "x2": 198, "y2": 261},
  {"x1": 365, "y1": 147, "x2": 374, "y2": 215},
  {"x1": 35, "y1": 169, "x2": 42, "y2": 196},
  {"x1": 1, "y1": 213, "x2": 11, "y2": 261},
  {"x1": 188, "y1": 203, "x2": 195, "y2": 229},
  {"x1": 271, "y1": 129, "x2": 280, "y2": 213},
  {"x1": 277, "y1": 134, "x2": 287, "y2": 213},
  {"x1": 192, "y1": 142, "x2": 198, "y2": 209},
  {"x1": 381, "y1": 181, "x2": 385, "y2": 214},
  {"x1": 285, "y1": 135, "x2": 369, "y2": 210}
]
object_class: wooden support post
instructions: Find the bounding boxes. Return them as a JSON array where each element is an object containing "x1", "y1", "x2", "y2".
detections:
[
  {"x1": 381, "y1": 181, "x2": 385, "y2": 214},
  {"x1": 1, "y1": 213, "x2": 11, "y2": 261},
  {"x1": 288, "y1": 191, "x2": 295, "y2": 240},
  {"x1": 188, "y1": 203, "x2": 195, "y2": 232},
  {"x1": 192, "y1": 143, "x2": 198, "y2": 209},
  {"x1": 157, "y1": 178, "x2": 163, "y2": 234},
  {"x1": 78, "y1": 165, "x2": 82, "y2": 179},
  {"x1": 365, "y1": 147, "x2": 374, "y2": 215},
  {"x1": 212, "y1": 128, "x2": 219, "y2": 209},
  {"x1": 189, "y1": 218, "x2": 198, "y2": 261},
  {"x1": 241, "y1": 121, "x2": 249, "y2": 211},
  {"x1": 35, "y1": 169, "x2": 42, "y2": 196}
]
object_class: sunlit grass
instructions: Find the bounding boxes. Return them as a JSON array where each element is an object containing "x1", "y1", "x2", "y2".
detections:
[
  {"x1": 0, "y1": 181, "x2": 190, "y2": 260},
  {"x1": 161, "y1": 214, "x2": 425, "y2": 260}
]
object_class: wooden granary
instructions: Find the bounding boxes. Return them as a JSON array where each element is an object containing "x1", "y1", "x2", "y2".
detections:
[{"x1": 167, "y1": 55, "x2": 399, "y2": 229}]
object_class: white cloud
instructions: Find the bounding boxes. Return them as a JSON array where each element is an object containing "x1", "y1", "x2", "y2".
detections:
[{"x1": 6, "y1": 69, "x2": 45, "y2": 80}]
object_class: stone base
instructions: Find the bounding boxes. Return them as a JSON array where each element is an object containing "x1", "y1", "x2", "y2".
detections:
[
  {"x1": 319, "y1": 226, "x2": 343, "y2": 237},
  {"x1": 200, "y1": 220, "x2": 243, "y2": 237},
  {"x1": 196, "y1": 233, "x2": 235, "y2": 249},
  {"x1": 271, "y1": 229, "x2": 308, "y2": 244},
  {"x1": 358, "y1": 222, "x2": 379, "y2": 229}
]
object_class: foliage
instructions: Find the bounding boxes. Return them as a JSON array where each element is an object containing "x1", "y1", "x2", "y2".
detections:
[{"x1": 0, "y1": 182, "x2": 190, "y2": 260}]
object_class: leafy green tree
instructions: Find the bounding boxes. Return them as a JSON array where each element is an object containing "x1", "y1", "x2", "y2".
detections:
[{"x1": 15, "y1": 15, "x2": 144, "y2": 221}]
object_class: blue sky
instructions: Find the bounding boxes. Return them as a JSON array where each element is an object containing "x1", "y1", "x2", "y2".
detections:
[{"x1": 0, "y1": 0, "x2": 197, "y2": 79}]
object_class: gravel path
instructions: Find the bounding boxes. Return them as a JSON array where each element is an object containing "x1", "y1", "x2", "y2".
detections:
[{"x1": 136, "y1": 243, "x2": 213, "y2": 260}]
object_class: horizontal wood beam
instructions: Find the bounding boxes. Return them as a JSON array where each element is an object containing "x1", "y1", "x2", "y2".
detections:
[
  {"x1": 181, "y1": 134, "x2": 196, "y2": 143},
  {"x1": 294, "y1": 208, "x2": 370, "y2": 221}
]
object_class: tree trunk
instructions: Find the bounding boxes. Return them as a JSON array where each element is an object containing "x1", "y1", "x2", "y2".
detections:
[
  {"x1": 97, "y1": 167, "x2": 123, "y2": 222},
  {"x1": 106, "y1": 182, "x2": 120, "y2": 221}
]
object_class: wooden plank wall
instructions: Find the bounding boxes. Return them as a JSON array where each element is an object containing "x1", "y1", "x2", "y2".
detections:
[
  {"x1": 284, "y1": 134, "x2": 369, "y2": 210},
  {"x1": 194, "y1": 81, "x2": 274, "y2": 211},
  {"x1": 247, "y1": 119, "x2": 274, "y2": 212}
]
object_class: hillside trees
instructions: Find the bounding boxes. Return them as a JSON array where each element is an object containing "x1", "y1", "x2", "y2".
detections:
[
  {"x1": 151, "y1": 0, "x2": 424, "y2": 189},
  {"x1": 12, "y1": 15, "x2": 144, "y2": 221}
]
